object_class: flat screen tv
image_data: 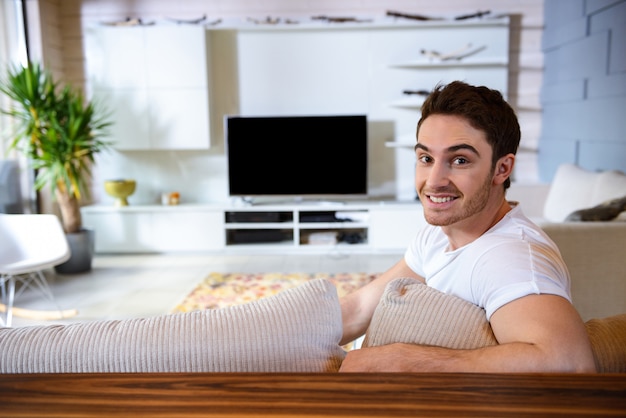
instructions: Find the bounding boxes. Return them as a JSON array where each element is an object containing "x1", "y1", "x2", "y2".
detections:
[{"x1": 225, "y1": 115, "x2": 367, "y2": 201}]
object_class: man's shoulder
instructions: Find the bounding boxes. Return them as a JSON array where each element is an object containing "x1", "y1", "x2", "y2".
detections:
[{"x1": 493, "y1": 205, "x2": 548, "y2": 240}]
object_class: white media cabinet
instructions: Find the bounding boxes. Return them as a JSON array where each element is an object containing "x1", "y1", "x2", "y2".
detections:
[{"x1": 82, "y1": 201, "x2": 425, "y2": 254}]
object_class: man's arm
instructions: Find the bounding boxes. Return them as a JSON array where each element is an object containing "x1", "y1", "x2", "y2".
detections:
[
  {"x1": 339, "y1": 293, "x2": 597, "y2": 373},
  {"x1": 340, "y1": 259, "x2": 424, "y2": 346}
]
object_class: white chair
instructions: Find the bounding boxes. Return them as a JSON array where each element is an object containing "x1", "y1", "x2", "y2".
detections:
[{"x1": 0, "y1": 214, "x2": 74, "y2": 327}]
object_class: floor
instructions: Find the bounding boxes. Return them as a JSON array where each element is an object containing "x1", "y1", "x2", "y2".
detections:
[{"x1": 6, "y1": 251, "x2": 401, "y2": 328}]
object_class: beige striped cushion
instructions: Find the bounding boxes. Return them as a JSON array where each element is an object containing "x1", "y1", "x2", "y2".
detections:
[
  {"x1": 363, "y1": 278, "x2": 497, "y2": 349},
  {"x1": 585, "y1": 314, "x2": 626, "y2": 373},
  {"x1": 0, "y1": 278, "x2": 345, "y2": 373},
  {"x1": 364, "y1": 278, "x2": 626, "y2": 373}
]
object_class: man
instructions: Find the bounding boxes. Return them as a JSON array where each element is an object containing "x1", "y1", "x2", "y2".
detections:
[{"x1": 339, "y1": 81, "x2": 596, "y2": 373}]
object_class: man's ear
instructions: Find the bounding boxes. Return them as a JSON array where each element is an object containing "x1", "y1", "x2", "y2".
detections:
[{"x1": 493, "y1": 154, "x2": 515, "y2": 185}]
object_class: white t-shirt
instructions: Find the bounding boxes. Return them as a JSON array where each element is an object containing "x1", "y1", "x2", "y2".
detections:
[{"x1": 404, "y1": 205, "x2": 571, "y2": 319}]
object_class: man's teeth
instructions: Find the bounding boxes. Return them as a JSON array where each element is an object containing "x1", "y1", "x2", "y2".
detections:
[{"x1": 429, "y1": 196, "x2": 454, "y2": 203}]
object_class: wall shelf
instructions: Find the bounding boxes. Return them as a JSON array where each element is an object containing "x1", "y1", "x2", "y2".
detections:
[
  {"x1": 388, "y1": 97, "x2": 426, "y2": 109},
  {"x1": 389, "y1": 57, "x2": 508, "y2": 69}
]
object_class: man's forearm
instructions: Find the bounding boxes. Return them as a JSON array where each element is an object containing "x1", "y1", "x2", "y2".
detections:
[{"x1": 338, "y1": 342, "x2": 596, "y2": 373}]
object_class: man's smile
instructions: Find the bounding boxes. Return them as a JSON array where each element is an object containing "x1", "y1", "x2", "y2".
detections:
[{"x1": 427, "y1": 195, "x2": 457, "y2": 204}]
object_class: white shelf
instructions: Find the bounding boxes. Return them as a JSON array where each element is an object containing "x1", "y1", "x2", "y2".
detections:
[
  {"x1": 225, "y1": 208, "x2": 370, "y2": 248},
  {"x1": 385, "y1": 132, "x2": 417, "y2": 149},
  {"x1": 390, "y1": 57, "x2": 508, "y2": 69},
  {"x1": 388, "y1": 97, "x2": 426, "y2": 109},
  {"x1": 225, "y1": 222, "x2": 294, "y2": 229},
  {"x1": 385, "y1": 141, "x2": 416, "y2": 149},
  {"x1": 298, "y1": 222, "x2": 368, "y2": 229},
  {"x1": 213, "y1": 16, "x2": 511, "y2": 32}
]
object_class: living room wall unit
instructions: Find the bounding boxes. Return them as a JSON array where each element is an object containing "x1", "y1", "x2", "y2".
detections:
[
  {"x1": 81, "y1": 17, "x2": 510, "y2": 254},
  {"x1": 84, "y1": 17, "x2": 509, "y2": 201},
  {"x1": 227, "y1": 18, "x2": 510, "y2": 200},
  {"x1": 83, "y1": 17, "x2": 510, "y2": 205},
  {"x1": 23, "y1": 1, "x2": 547, "y2": 219}
]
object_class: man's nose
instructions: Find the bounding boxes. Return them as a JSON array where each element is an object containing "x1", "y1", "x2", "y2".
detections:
[{"x1": 425, "y1": 161, "x2": 451, "y2": 189}]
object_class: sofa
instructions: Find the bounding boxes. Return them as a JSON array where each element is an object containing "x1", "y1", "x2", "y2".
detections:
[
  {"x1": 508, "y1": 164, "x2": 626, "y2": 321},
  {"x1": 0, "y1": 277, "x2": 624, "y2": 374}
]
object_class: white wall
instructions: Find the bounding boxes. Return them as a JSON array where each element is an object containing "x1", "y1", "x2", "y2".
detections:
[{"x1": 43, "y1": 0, "x2": 544, "y2": 206}]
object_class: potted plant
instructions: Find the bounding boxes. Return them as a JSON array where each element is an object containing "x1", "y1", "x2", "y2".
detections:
[{"x1": 0, "y1": 62, "x2": 112, "y2": 273}]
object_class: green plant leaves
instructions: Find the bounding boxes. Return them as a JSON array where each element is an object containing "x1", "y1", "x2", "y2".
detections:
[{"x1": 0, "y1": 62, "x2": 113, "y2": 201}]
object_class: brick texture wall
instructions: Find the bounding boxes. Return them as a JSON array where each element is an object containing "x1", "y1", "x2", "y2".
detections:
[{"x1": 540, "y1": 0, "x2": 626, "y2": 180}]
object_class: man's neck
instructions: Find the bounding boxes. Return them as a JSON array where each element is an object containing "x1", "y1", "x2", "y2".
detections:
[{"x1": 442, "y1": 199, "x2": 512, "y2": 251}]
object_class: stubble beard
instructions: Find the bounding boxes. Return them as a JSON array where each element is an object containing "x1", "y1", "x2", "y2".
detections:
[{"x1": 421, "y1": 170, "x2": 494, "y2": 227}]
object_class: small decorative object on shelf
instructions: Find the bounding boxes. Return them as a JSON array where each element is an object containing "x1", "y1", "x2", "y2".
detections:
[
  {"x1": 247, "y1": 16, "x2": 282, "y2": 25},
  {"x1": 386, "y1": 10, "x2": 442, "y2": 21},
  {"x1": 161, "y1": 192, "x2": 180, "y2": 205},
  {"x1": 104, "y1": 179, "x2": 136, "y2": 207},
  {"x1": 100, "y1": 17, "x2": 155, "y2": 26},
  {"x1": 165, "y1": 14, "x2": 208, "y2": 25},
  {"x1": 403, "y1": 89, "x2": 430, "y2": 96},
  {"x1": 454, "y1": 10, "x2": 491, "y2": 20},
  {"x1": 420, "y1": 43, "x2": 487, "y2": 62},
  {"x1": 311, "y1": 15, "x2": 373, "y2": 23}
]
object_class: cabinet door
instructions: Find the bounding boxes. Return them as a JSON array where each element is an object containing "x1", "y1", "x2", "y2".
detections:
[
  {"x1": 369, "y1": 206, "x2": 426, "y2": 251},
  {"x1": 152, "y1": 211, "x2": 224, "y2": 251},
  {"x1": 83, "y1": 212, "x2": 153, "y2": 253},
  {"x1": 99, "y1": 90, "x2": 151, "y2": 150},
  {"x1": 85, "y1": 25, "x2": 210, "y2": 151},
  {"x1": 143, "y1": 25, "x2": 210, "y2": 150},
  {"x1": 148, "y1": 89, "x2": 210, "y2": 150},
  {"x1": 144, "y1": 26, "x2": 208, "y2": 89},
  {"x1": 86, "y1": 26, "x2": 151, "y2": 150},
  {"x1": 86, "y1": 26, "x2": 146, "y2": 90},
  {"x1": 237, "y1": 29, "x2": 370, "y2": 115}
]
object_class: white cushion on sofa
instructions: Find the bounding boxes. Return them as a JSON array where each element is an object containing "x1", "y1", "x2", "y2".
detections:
[
  {"x1": 543, "y1": 164, "x2": 626, "y2": 222},
  {"x1": 593, "y1": 170, "x2": 626, "y2": 205}
]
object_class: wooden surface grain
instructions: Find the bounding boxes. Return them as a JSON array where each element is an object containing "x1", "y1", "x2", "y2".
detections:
[{"x1": 1, "y1": 372, "x2": 625, "y2": 417}]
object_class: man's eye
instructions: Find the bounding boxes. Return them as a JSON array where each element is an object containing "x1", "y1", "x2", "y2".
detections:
[
  {"x1": 453, "y1": 157, "x2": 468, "y2": 165},
  {"x1": 418, "y1": 155, "x2": 432, "y2": 164}
]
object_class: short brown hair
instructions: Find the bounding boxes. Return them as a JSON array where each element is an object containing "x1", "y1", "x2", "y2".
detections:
[{"x1": 417, "y1": 81, "x2": 520, "y2": 189}]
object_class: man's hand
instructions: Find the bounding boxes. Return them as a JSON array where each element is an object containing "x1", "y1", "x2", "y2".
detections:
[
  {"x1": 339, "y1": 343, "x2": 473, "y2": 373},
  {"x1": 340, "y1": 259, "x2": 423, "y2": 346},
  {"x1": 339, "y1": 344, "x2": 427, "y2": 372}
]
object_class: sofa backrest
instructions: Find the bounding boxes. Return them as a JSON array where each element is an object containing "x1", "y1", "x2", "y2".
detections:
[{"x1": 543, "y1": 164, "x2": 626, "y2": 222}]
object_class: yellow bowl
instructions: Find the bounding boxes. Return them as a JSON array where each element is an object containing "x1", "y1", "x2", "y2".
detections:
[{"x1": 104, "y1": 179, "x2": 136, "y2": 206}]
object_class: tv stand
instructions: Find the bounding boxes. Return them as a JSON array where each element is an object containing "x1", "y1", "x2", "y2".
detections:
[
  {"x1": 223, "y1": 201, "x2": 425, "y2": 251},
  {"x1": 82, "y1": 200, "x2": 425, "y2": 254}
]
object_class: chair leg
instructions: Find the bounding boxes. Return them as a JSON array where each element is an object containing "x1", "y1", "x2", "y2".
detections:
[
  {"x1": 0, "y1": 275, "x2": 16, "y2": 327},
  {"x1": 1, "y1": 270, "x2": 68, "y2": 327},
  {"x1": 14, "y1": 271, "x2": 57, "y2": 305}
]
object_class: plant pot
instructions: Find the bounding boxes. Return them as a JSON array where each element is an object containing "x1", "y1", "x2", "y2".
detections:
[{"x1": 55, "y1": 228, "x2": 95, "y2": 274}]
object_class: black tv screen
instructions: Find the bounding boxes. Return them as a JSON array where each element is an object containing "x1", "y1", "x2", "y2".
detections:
[{"x1": 226, "y1": 115, "x2": 367, "y2": 199}]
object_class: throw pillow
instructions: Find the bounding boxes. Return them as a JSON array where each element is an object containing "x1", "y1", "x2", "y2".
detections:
[
  {"x1": 565, "y1": 195, "x2": 626, "y2": 221},
  {"x1": 362, "y1": 277, "x2": 497, "y2": 349},
  {"x1": 585, "y1": 314, "x2": 626, "y2": 373},
  {"x1": 592, "y1": 169, "x2": 626, "y2": 205},
  {"x1": 543, "y1": 164, "x2": 599, "y2": 222},
  {"x1": 0, "y1": 278, "x2": 346, "y2": 373}
]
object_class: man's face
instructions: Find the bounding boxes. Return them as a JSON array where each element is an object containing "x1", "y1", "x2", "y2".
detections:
[{"x1": 415, "y1": 114, "x2": 497, "y2": 228}]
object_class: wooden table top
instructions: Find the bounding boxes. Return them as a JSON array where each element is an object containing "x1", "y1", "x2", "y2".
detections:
[{"x1": 1, "y1": 372, "x2": 625, "y2": 417}]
